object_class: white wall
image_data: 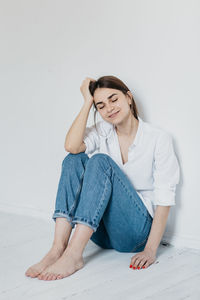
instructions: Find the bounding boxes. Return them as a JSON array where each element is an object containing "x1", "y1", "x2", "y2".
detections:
[{"x1": 0, "y1": 0, "x2": 199, "y2": 249}]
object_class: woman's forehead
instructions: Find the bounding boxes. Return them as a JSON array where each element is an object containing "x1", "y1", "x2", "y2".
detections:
[{"x1": 94, "y1": 88, "x2": 121, "y2": 102}]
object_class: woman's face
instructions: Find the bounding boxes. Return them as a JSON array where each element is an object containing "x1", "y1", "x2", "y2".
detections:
[{"x1": 93, "y1": 88, "x2": 132, "y2": 124}]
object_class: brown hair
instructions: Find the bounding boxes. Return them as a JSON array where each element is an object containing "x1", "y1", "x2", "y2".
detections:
[{"x1": 89, "y1": 75, "x2": 139, "y2": 131}]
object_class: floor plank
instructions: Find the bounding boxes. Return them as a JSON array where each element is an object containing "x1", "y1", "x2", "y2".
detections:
[{"x1": 0, "y1": 211, "x2": 200, "y2": 300}]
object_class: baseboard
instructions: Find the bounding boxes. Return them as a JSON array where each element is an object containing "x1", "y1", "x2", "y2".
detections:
[
  {"x1": 162, "y1": 231, "x2": 200, "y2": 250},
  {"x1": 1, "y1": 203, "x2": 200, "y2": 250}
]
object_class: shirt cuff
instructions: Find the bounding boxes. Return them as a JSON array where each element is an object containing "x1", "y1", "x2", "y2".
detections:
[{"x1": 153, "y1": 188, "x2": 176, "y2": 206}]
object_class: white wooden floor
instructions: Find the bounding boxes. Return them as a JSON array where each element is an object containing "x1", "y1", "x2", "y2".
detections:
[{"x1": 1, "y1": 211, "x2": 200, "y2": 300}]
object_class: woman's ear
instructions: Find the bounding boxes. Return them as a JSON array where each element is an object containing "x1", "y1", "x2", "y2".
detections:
[{"x1": 127, "y1": 91, "x2": 133, "y2": 105}]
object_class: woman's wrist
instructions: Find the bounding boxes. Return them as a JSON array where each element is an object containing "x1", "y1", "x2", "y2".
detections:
[
  {"x1": 82, "y1": 101, "x2": 93, "y2": 110},
  {"x1": 144, "y1": 245, "x2": 158, "y2": 254}
]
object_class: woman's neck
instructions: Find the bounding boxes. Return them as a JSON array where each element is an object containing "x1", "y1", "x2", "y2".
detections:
[{"x1": 115, "y1": 115, "x2": 139, "y2": 137}]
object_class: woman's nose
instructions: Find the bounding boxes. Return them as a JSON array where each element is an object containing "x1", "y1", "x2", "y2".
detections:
[{"x1": 107, "y1": 105, "x2": 115, "y2": 112}]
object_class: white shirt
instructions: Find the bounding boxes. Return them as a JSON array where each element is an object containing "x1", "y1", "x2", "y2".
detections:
[{"x1": 83, "y1": 116, "x2": 180, "y2": 218}]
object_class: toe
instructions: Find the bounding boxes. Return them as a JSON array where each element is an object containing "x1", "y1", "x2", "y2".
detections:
[
  {"x1": 51, "y1": 274, "x2": 57, "y2": 280},
  {"x1": 47, "y1": 273, "x2": 54, "y2": 280},
  {"x1": 47, "y1": 274, "x2": 54, "y2": 280},
  {"x1": 46, "y1": 274, "x2": 51, "y2": 280},
  {"x1": 26, "y1": 268, "x2": 32, "y2": 276},
  {"x1": 26, "y1": 268, "x2": 40, "y2": 278},
  {"x1": 38, "y1": 272, "x2": 46, "y2": 280},
  {"x1": 28, "y1": 272, "x2": 34, "y2": 277},
  {"x1": 35, "y1": 271, "x2": 41, "y2": 278},
  {"x1": 32, "y1": 271, "x2": 39, "y2": 278},
  {"x1": 53, "y1": 274, "x2": 59, "y2": 280},
  {"x1": 43, "y1": 272, "x2": 50, "y2": 280}
]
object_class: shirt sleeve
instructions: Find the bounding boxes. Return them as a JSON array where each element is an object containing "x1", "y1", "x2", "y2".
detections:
[
  {"x1": 83, "y1": 122, "x2": 101, "y2": 155},
  {"x1": 153, "y1": 132, "x2": 180, "y2": 206}
]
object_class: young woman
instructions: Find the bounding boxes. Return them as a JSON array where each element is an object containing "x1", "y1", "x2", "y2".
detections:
[{"x1": 25, "y1": 75, "x2": 180, "y2": 281}]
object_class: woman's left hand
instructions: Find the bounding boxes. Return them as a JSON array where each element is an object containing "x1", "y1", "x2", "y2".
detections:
[{"x1": 129, "y1": 248, "x2": 157, "y2": 270}]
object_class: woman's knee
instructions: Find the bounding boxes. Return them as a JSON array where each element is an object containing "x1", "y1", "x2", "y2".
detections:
[
  {"x1": 85, "y1": 153, "x2": 114, "y2": 177},
  {"x1": 87, "y1": 153, "x2": 111, "y2": 166},
  {"x1": 62, "y1": 152, "x2": 88, "y2": 167},
  {"x1": 90, "y1": 153, "x2": 110, "y2": 160}
]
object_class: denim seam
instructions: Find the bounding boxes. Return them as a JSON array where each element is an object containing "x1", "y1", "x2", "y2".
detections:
[
  {"x1": 92, "y1": 172, "x2": 111, "y2": 226},
  {"x1": 111, "y1": 167, "x2": 147, "y2": 218},
  {"x1": 68, "y1": 169, "x2": 85, "y2": 216},
  {"x1": 103, "y1": 155, "x2": 147, "y2": 218},
  {"x1": 72, "y1": 168, "x2": 111, "y2": 230},
  {"x1": 93, "y1": 155, "x2": 148, "y2": 222},
  {"x1": 103, "y1": 156, "x2": 115, "y2": 177}
]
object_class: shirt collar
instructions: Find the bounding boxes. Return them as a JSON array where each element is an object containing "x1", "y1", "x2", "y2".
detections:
[{"x1": 105, "y1": 115, "x2": 143, "y2": 147}]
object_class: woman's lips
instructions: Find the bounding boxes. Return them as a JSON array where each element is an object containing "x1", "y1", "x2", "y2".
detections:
[{"x1": 109, "y1": 111, "x2": 119, "y2": 118}]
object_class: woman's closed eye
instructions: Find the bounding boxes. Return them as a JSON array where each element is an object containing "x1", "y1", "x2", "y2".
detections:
[{"x1": 99, "y1": 99, "x2": 118, "y2": 110}]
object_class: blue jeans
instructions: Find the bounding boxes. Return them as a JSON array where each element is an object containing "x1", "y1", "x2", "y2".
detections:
[{"x1": 52, "y1": 152, "x2": 153, "y2": 253}]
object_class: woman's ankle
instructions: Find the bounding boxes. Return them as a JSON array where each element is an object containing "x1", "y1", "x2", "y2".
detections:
[{"x1": 52, "y1": 241, "x2": 68, "y2": 252}]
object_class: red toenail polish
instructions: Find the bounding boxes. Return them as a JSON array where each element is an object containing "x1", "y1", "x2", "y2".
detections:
[
  {"x1": 133, "y1": 266, "x2": 136, "y2": 269},
  {"x1": 142, "y1": 266, "x2": 145, "y2": 268},
  {"x1": 129, "y1": 265, "x2": 133, "y2": 268},
  {"x1": 137, "y1": 267, "x2": 140, "y2": 269}
]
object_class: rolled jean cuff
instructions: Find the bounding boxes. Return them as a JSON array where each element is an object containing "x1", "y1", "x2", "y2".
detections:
[
  {"x1": 72, "y1": 216, "x2": 97, "y2": 232},
  {"x1": 52, "y1": 210, "x2": 75, "y2": 228}
]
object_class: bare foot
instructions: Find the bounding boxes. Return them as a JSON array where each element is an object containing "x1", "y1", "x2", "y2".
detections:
[
  {"x1": 25, "y1": 244, "x2": 66, "y2": 278},
  {"x1": 37, "y1": 248, "x2": 84, "y2": 281}
]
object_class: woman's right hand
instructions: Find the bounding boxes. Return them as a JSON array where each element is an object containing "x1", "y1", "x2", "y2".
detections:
[{"x1": 80, "y1": 77, "x2": 96, "y2": 105}]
